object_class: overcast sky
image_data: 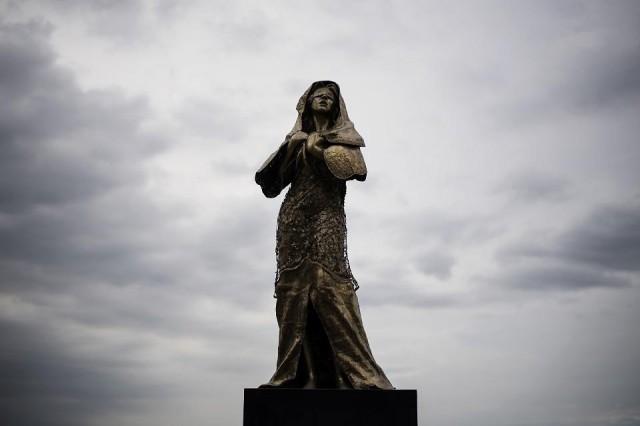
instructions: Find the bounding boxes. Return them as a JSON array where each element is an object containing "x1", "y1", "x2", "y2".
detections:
[{"x1": 1, "y1": 1, "x2": 639, "y2": 425}]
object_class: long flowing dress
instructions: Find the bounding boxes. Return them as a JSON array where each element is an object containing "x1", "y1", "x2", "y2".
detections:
[{"x1": 255, "y1": 81, "x2": 393, "y2": 390}]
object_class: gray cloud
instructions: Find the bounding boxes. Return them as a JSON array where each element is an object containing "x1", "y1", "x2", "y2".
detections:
[
  {"x1": 0, "y1": 20, "x2": 181, "y2": 298},
  {"x1": 558, "y1": 3, "x2": 640, "y2": 111},
  {"x1": 438, "y1": 2, "x2": 640, "y2": 125},
  {"x1": 359, "y1": 283, "x2": 459, "y2": 309},
  {"x1": 342, "y1": 208, "x2": 505, "y2": 309},
  {"x1": 558, "y1": 204, "x2": 640, "y2": 272},
  {"x1": 0, "y1": 20, "x2": 193, "y2": 423},
  {"x1": 0, "y1": 319, "x2": 148, "y2": 426},
  {"x1": 377, "y1": 209, "x2": 505, "y2": 248},
  {"x1": 212, "y1": 11, "x2": 271, "y2": 52},
  {"x1": 494, "y1": 171, "x2": 570, "y2": 204},
  {"x1": 496, "y1": 203, "x2": 640, "y2": 292},
  {"x1": 0, "y1": 21, "x2": 164, "y2": 213},
  {"x1": 498, "y1": 263, "x2": 630, "y2": 292},
  {"x1": 502, "y1": 204, "x2": 640, "y2": 273},
  {"x1": 37, "y1": 0, "x2": 148, "y2": 44},
  {"x1": 177, "y1": 97, "x2": 249, "y2": 142},
  {"x1": 571, "y1": 42, "x2": 640, "y2": 110},
  {"x1": 513, "y1": 35, "x2": 640, "y2": 117},
  {"x1": 414, "y1": 249, "x2": 456, "y2": 280}
]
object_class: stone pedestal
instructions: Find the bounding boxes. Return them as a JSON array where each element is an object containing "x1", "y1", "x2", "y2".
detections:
[{"x1": 243, "y1": 388, "x2": 417, "y2": 426}]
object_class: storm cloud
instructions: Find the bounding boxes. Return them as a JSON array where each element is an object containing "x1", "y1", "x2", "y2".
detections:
[{"x1": 496, "y1": 203, "x2": 640, "y2": 292}]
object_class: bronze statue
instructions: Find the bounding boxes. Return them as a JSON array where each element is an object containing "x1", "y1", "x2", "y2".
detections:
[{"x1": 256, "y1": 81, "x2": 393, "y2": 390}]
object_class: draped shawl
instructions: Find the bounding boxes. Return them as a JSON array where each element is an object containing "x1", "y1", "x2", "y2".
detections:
[{"x1": 255, "y1": 81, "x2": 367, "y2": 198}]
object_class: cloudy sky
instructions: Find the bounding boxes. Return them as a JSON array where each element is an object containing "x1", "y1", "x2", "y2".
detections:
[{"x1": 1, "y1": 1, "x2": 639, "y2": 425}]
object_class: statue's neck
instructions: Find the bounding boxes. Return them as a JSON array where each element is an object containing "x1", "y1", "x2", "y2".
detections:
[{"x1": 313, "y1": 114, "x2": 330, "y2": 132}]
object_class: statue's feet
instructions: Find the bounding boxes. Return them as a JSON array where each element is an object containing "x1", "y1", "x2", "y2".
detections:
[
  {"x1": 302, "y1": 374, "x2": 317, "y2": 389},
  {"x1": 336, "y1": 381, "x2": 350, "y2": 389},
  {"x1": 258, "y1": 383, "x2": 277, "y2": 389},
  {"x1": 335, "y1": 372, "x2": 351, "y2": 389},
  {"x1": 259, "y1": 378, "x2": 297, "y2": 389}
]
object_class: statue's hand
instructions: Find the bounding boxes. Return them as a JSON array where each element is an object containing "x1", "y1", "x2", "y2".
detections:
[
  {"x1": 305, "y1": 132, "x2": 326, "y2": 159},
  {"x1": 289, "y1": 131, "x2": 308, "y2": 145}
]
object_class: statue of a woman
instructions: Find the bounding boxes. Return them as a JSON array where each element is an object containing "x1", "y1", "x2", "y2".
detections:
[{"x1": 255, "y1": 81, "x2": 393, "y2": 390}]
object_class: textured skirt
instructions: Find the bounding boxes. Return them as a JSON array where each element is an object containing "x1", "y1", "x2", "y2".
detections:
[{"x1": 264, "y1": 260, "x2": 393, "y2": 389}]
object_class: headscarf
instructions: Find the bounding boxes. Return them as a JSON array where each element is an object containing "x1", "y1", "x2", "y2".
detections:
[
  {"x1": 287, "y1": 80, "x2": 365, "y2": 147},
  {"x1": 256, "y1": 81, "x2": 365, "y2": 197}
]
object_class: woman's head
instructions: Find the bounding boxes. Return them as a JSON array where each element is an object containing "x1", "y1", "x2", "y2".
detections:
[
  {"x1": 302, "y1": 81, "x2": 340, "y2": 132},
  {"x1": 309, "y1": 87, "x2": 336, "y2": 115},
  {"x1": 287, "y1": 80, "x2": 364, "y2": 147}
]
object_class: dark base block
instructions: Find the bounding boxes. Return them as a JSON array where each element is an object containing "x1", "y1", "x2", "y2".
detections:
[{"x1": 243, "y1": 388, "x2": 417, "y2": 426}]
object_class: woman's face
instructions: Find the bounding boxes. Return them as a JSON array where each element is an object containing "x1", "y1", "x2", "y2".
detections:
[{"x1": 309, "y1": 87, "x2": 335, "y2": 114}]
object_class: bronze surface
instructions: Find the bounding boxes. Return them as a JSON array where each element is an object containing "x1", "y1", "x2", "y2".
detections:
[{"x1": 255, "y1": 81, "x2": 393, "y2": 390}]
